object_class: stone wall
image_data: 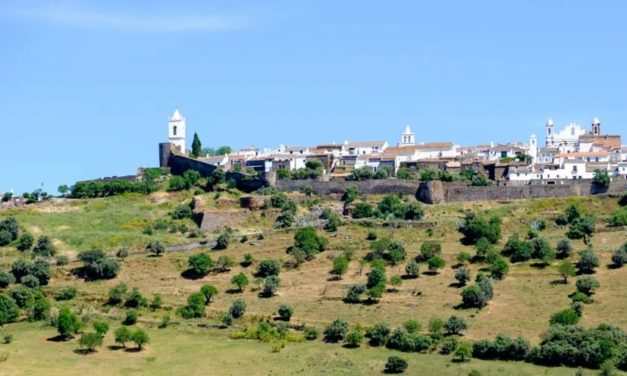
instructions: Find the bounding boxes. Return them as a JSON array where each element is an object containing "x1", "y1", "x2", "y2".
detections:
[
  {"x1": 276, "y1": 179, "x2": 419, "y2": 195},
  {"x1": 417, "y1": 180, "x2": 627, "y2": 204}
]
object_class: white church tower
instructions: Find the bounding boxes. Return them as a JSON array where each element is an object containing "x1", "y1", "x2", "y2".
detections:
[
  {"x1": 399, "y1": 124, "x2": 415, "y2": 147},
  {"x1": 529, "y1": 134, "x2": 538, "y2": 164},
  {"x1": 545, "y1": 117, "x2": 555, "y2": 147},
  {"x1": 168, "y1": 108, "x2": 186, "y2": 154}
]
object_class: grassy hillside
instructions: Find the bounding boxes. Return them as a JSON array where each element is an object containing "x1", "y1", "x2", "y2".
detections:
[{"x1": 0, "y1": 190, "x2": 625, "y2": 375}]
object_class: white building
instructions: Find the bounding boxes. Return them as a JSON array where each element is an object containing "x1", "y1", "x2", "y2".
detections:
[
  {"x1": 168, "y1": 109, "x2": 186, "y2": 154},
  {"x1": 398, "y1": 125, "x2": 416, "y2": 147},
  {"x1": 344, "y1": 141, "x2": 388, "y2": 155},
  {"x1": 545, "y1": 118, "x2": 591, "y2": 152}
]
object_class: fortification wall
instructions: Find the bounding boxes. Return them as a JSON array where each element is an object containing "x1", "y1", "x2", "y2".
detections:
[{"x1": 276, "y1": 179, "x2": 419, "y2": 195}]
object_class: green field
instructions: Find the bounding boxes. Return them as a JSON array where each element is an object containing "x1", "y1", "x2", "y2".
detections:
[{"x1": 0, "y1": 190, "x2": 626, "y2": 375}]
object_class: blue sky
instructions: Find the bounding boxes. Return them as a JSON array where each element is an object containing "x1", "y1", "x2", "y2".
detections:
[{"x1": 1, "y1": 0, "x2": 626, "y2": 194}]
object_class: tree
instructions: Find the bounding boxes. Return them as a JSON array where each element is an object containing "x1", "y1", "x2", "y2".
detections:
[
  {"x1": 58, "y1": 184, "x2": 69, "y2": 196},
  {"x1": 458, "y1": 213, "x2": 502, "y2": 245},
  {"x1": 107, "y1": 283, "x2": 128, "y2": 305},
  {"x1": 21, "y1": 275, "x2": 39, "y2": 288},
  {"x1": 132, "y1": 329, "x2": 149, "y2": 350},
  {"x1": 188, "y1": 253, "x2": 215, "y2": 276},
  {"x1": 490, "y1": 256, "x2": 509, "y2": 280},
  {"x1": 352, "y1": 202, "x2": 374, "y2": 219},
  {"x1": 200, "y1": 284, "x2": 218, "y2": 304},
  {"x1": 405, "y1": 261, "x2": 419, "y2": 278},
  {"x1": 256, "y1": 259, "x2": 281, "y2": 277},
  {"x1": 389, "y1": 275, "x2": 403, "y2": 292},
  {"x1": 125, "y1": 288, "x2": 147, "y2": 308},
  {"x1": 56, "y1": 307, "x2": 81, "y2": 338},
  {"x1": 576, "y1": 276, "x2": 600, "y2": 296},
  {"x1": 593, "y1": 169, "x2": 610, "y2": 188},
  {"x1": 567, "y1": 215, "x2": 596, "y2": 239},
  {"x1": 342, "y1": 185, "x2": 359, "y2": 204},
  {"x1": 345, "y1": 328, "x2": 363, "y2": 348},
  {"x1": 77, "y1": 249, "x2": 120, "y2": 280},
  {"x1": 444, "y1": 316, "x2": 468, "y2": 335},
  {"x1": 344, "y1": 284, "x2": 366, "y2": 303},
  {"x1": 179, "y1": 292, "x2": 205, "y2": 318},
  {"x1": 191, "y1": 132, "x2": 202, "y2": 158},
  {"x1": 577, "y1": 248, "x2": 600, "y2": 274},
  {"x1": 455, "y1": 267, "x2": 471, "y2": 286},
  {"x1": 0, "y1": 294, "x2": 19, "y2": 325},
  {"x1": 455, "y1": 341, "x2": 473, "y2": 362},
  {"x1": 609, "y1": 207, "x2": 627, "y2": 227},
  {"x1": 229, "y1": 299, "x2": 247, "y2": 318},
  {"x1": 293, "y1": 226, "x2": 328, "y2": 258},
  {"x1": 465, "y1": 289, "x2": 491, "y2": 313},
  {"x1": 323, "y1": 318, "x2": 349, "y2": 342},
  {"x1": 231, "y1": 273, "x2": 249, "y2": 292},
  {"x1": 33, "y1": 235, "x2": 56, "y2": 257},
  {"x1": 277, "y1": 304, "x2": 293, "y2": 321},
  {"x1": 384, "y1": 356, "x2": 408, "y2": 374},
  {"x1": 456, "y1": 251, "x2": 472, "y2": 265},
  {"x1": 429, "y1": 317, "x2": 444, "y2": 339},
  {"x1": 420, "y1": 241, "x2": 442, "y2": 261},
  {"x1": 114, "y1": 326, "x2": 132, "y2": 348},
  {"x1": 331, "y1": 256, "x2": 349, "y2": 279},
  {"x1": 16, "y1": 233, "x2": 34, "y2": 252},
  {"x1": 611, "y1": 243, "x2": 627, "y2": 267},
  {"x1": 262, "y1": 275, "x2": 280, "y2": 297},
  {"x1": 217, "y1": 255, "x2": 234, "y2": 272},
  {"x1": 79, "y1": 332, "x2": 103, "y2": 352},
  {"x1": 556, "y1": 239, "x2": 573, "y2": 259},
  {"x1": 146, "y1": 241, "x2": 165, "y2": 256},
  {"x1": 92, "y1": 322, "x2": 109, "y2": 336},
  {"x1": 124, "y1": 309, "x2": 138, "y2": 325},
  {"x1": 215, "y1": 232, "x2": 230, "y2": 250},
  {"x1": 0, "y1": 271, "x2": 15, "y2": 288},
  {"x1": 427, "y1": 256, "x2": 445, "y2": 274},
  {"x1": 557, "y1": 260, "x2": 576, "y2": 283}
]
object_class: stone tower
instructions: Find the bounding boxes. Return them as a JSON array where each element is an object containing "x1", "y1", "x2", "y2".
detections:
[
  {"x1": 545, "y1": 117, "x2": 555, "y2": 146},
  {"x1": 592, "y1": 117, "x2": 601, "y2": 136},
  {"x1": 399, "y1": 124, "x2": 415, "y2": 147},
  {"x1": 168, "y1": 108, "x2": 186, "y2": 154},
  {"x1": 529, "y1": 134, "x2": 538, "y2": 163}
]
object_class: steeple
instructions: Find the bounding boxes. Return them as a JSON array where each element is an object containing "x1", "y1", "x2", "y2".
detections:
[
  {"x1": 399, "y1": 124, "x2": 415, "y2": 147},
  {"x1": 168, "y1": 108, "x2": 187, "y2": 154},
  {"x1": 592, "y1": 117, "x2": 601, "y2": 136},
  {"x1": 545, "y1": 117, "x2": 555, "y2": 146}
]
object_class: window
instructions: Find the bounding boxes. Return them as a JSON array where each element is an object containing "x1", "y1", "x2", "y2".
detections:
[
  {"x1": 173, "y1": 126, "x2": 177, "y2": 136},
  {"x1": 571, "y1": 127, "x2": 575, "y2": 136}
]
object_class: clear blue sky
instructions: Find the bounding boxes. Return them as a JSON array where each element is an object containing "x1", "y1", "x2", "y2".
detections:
[{"x1": 1, "y1": 0, "x2": 626, "y2": 194}]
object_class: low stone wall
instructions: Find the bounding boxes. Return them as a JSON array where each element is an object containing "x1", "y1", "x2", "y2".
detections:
[
  {"x1": 276, "y1": 179, "x2": 419, "y2": 196},
  {"x1": 417, "y1": 180, "x2": 627, "y2": 204}
]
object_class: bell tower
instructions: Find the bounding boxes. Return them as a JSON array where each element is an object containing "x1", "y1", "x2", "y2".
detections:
[
  {"x1": 592, "y1": 117, "x2": 601, "y2": 136},
  {"x1": 168, "y1": 108, "x2": 186, "y2": 154},
  {"x1": 545, "y1": 117, "x2": 555, "y2": 146}
]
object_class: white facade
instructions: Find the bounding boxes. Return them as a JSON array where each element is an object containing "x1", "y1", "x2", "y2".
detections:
[
  {"x1": 529, "y1": 135, "x2": 538, "y2": 163},
  {"x1": 545, "y1": 119, "x2": 587, "y2": 152},
  {"x1": 398, "y1": 125, "x2": 416, "y2": 147},
  {"x1": 168, "y1": 109, "x2": 186, "y2": 154}
]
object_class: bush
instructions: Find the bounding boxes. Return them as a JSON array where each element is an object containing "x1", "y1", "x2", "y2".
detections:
[
  {"x1": 262, "y1": 276, "x2": 280, "y2": 297},
  {"x1": 384, "y1": 356, "x2": 408, "y2": 374},
  {"x1": 441, "y1": 336, "x2": 459, "y2": 354},
  {"x1": 215, "y1": 232, "x2": 230, "y2": 250},
  {"x1": 0, "y1": 271, "x2": 15, "y2": 288},
  {"x1": 79, "y1": 332, "x2": 103, "y2": 352},
  {"x1": 445, "y1": 316, "x2": 468, "y2": 335},
  {"x1": 404, "y1": 261, "x2": 419, "y2": 278},
  {"x1": 20, "y1": 275, "x2": 39, "y2": 288},
  {"x1": 549, "y1": 309, "x2": 580, "y2": 325},
  {"x1": 345, "y1": 328, "x2": 363, "y2": 348},
  {"x1": 611, "y1": 243, "x2": 627, "y2": 267},
  {"x1": 277, "y1": 304, "x2": 293, "y2": 321},
  {"x1": 171, "y1": 205, "x2": 193, "y2": 220},
  {"x1": 114, "y1": 326, "x2": 132, "y2": 347},
  {"x1": 229, "y1": 299, "x2": 247, "y2": 319},
  {"x1": 0, "y1": 218, "x2": 18, "y2": 246},
  {"x1": 16, "y1": 233, "x2": 34, "y2": 252},
  {"x1": 293, "y1": 226, "x2": 328, "y2": 258},
  {"x1": 608, "y1": 207, "x2": 627, "y2": 227},
  {"x1": 132, "y1": 329, "x2": 149, "y2": 350},
  {"x1": 188, "y1": 253, "x2": 215, "y2": 276},
  {"x1": 457, "y1": 212, "x2": 502, "y2": 245},
  {"x1": 0, "y1": 231, "x2": 12, "y2": 247},
  {"x1": 125, "y1": 288, "x2": 147, "y2": 308},
  {"x1": 77, "y1": 249, "x2": 120, "y2": 280},
  {"x1": 576, "y1": 276, "x2": 600, "y2": 296},
  {"x1": 490, "y1": 256, "x2": 509, "y2": 280},
  {"x1": 0, "y1": 294, "x2": 19, "y2": 325},
  {"x1": 304, "y1": 326, "x2": 319, "y2": 340},
  {"x1": 344, "y1": 284, "x2": 366, "y2": 303},
  {"x1": 33, "y1": 236, "x2": 56, "y2": 257},
  {"x1": 146, "y1": 241, "x2": 165, "y2": 256},
  {"x1": 352, "y1": 202, "x2": 374, "y2": 219},
  {"x1": 577, "y1": 248, "x2": 600, "y2": 274},
  {"x1": 472, "y1": 334, "x2": 530, "y2": 360},
  {"x1": 241, "y1": 253, "x2": 254, "y2": 267},
  {"x1": 55, "y1": 255, "x2": 70, "y2": 267},
  {"x1": 427, "y1": 256, "x2": 445, "y2": 273},
  {"x1": 200, "y1": 284, "x2": 218, "y2": 304},
  {"x1": 455, "y1": 341, "x2": 473, "y2": 362},
  {"x1": 556, "y1": 239, "x2": 572, "y2": 259},
  {"x1": 107, "y1": 283, "x2": 128, "y2": 305},
  {"x1": 231, "y1": 273, "x2": 249, "y2": 292},
  {"x1": 179, "y1": 292, "x2": 205, "y2": 319},
  {"x1": 124, "y1": 309, "x2": 139, "y2": 325},
  {"x1": 323, "y1": 319, "x2": 349, "y2": 342},
  {"x1": 56, "y1": 306, "x2": 81, "y2": 338},
  {"x1": 256, "y1": 259, "x2": 281, "y2": 277},
  {"x1": 567, "y1": 215, "x2": 596, "y2": 239},
  {"x1": 366, "y1": 231, "x2": 377, "y2": 241},
  {"x1": 455, "y1": 267, "x2": 471, "y2": 286},
  {"x1": 420, "y1": 241, "x2": 442, "y2": 261}
]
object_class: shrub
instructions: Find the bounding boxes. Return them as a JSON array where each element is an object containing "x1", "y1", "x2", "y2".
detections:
[
  {"x1": 256, "y1": 259, "x2": 281, "y2": 277},
  {"x1": 293, "y1": 226, "x2": 328, "y2": 258},
  {"x1": 217, "y1": 255, "x2": 234, "y2": 272},
  {"x1": 16, "y1": 233, "x2": 34, "y2": 252},
  {"x1": 577, "y1": 248, "x2": 600, "y2": 274},
  {"x1": 457, "y1": 212, "x2": 502, "y2": 245},
  {"x1": 20, "y1": 275, "x2": 39, "y2": 288},
  {"x1": 114, "y1": 326, "x2": 132, "y2": 348},
  {"x1": 277, "y1": 304, "x2": 293, "y2": 321},
  {"x1": 420, "y1": 241, "x2": 442, "y2": 261},
  {"x1": 455, "y1": 267, "x2": 471, "y2": 286},
  {"x1": 0, "y1": 271, "x2": 15, "y2": 288},
  {"x1": 93, "y1": 322, "x2": 109, "y2": 336},
  {"x1": 179, "y1": 292, "x2": 205, "y2": 318},
  {"x1": 231, "y1": 273, "x2": 249, "y2": 292},
  {"x1": 0, "y1": 231, "x2": 12, "y2": 247},
  {"x1": 550, "y1": 309, "x2": 580, "y2": 325},
  {"x1": 344, "y1": 284, "x2": 366, "y2": 303},
  {"x1": 241, "y1": 253, "x2": 254, "y2": 267},
  {"x1": 303, "y1": 326, "x2": 319, "y2": 340},
  {"x1": 441, "y1": 336, "x2": 459, "y2": 354},
  {"x1": 33, "y1": 236, "x2": 56, "y2": 257},
  {"x1": 150, "y1": 294, "x2": 162, "y2": 310},
  {"x1": 0, "y1": 218, "x2": 18, "y2": 246},
  {"x1": 404, "y1": 261, "x2": 419, "y2": 278},
  {"x1": 77, "y1": 249, "x2": 120, "y2": 280},
  {"x1": 229, "y1": 299, "x2": 247, "y2": 319},
  {"x1": 366, "y1": 231, "x2": 378, "y2": 241},
  {"x1": 200, "y1": 284, "x2": 218, "y2": 304},
  {"x1": 567, "y1": 215, "x2": 596, "y2": 239},
  {"x1": 0, "y1": 294, "x2": 19, "y2": 325},
  {"x1": 345, "y1": 328, "x2": 363, "y2": 348},
  {"x1": 215, "y1": 232, "x2": 230, "y2": 250},
  {"x1": 107, "y1": 283, "x2": 128, "y2": 305},
  {"x1": 490, "y1": 256, "x2": 509, "y2": 280},
  {"x1": 188, "y1": 253, "x2": 215, "y2": 276},
  {"x1": 262, "y1": 276, "x2": 280, "y2": 297},
  {"x1": 125, "y1": 288, "x2": 147, "y2": 308},
  {"x1": 427, "y1": 256, "x2": 445, "y2": 273},
  {"x1": 386, "y1": 328, "x2": 415, "y2": 352},
  {"x1": 56, "y1": 307, "x2": 81, "y2": 338},
  {"x1": 79, "y1": 332, "x2": 103, "y2": 352},
  {"x1": 366, "y1": 321, "x2": 391, "y2": 346},
  {"x1": 124, "y1": 309, "x2": 139, "y2": 325},
  {"x1": 170, "y1": 205, "x2": 193, "y2": 220},
  {"x1": 556, "y1": 239, "x2": 573, "y2": 259},
  {"x1": 576, "y1": 276, "x2": 600, "y2": 296},
  {"x1": 557, "y1": 260, "x2": 576, "y2": 283},
  {"x1": 455, "y1": 341, "x2": 473, "y2": 362},
  {"x1": 444, "y1": 316, "x2": 468, "y2": 335},
  {"x1": 341, "y1": 185, "x2": 359, "y2": 204},
  {"x1": 352, "y1": 202, "x2": 374, "y2": 219},
  {"x1": 611, "y1": 243, "x2": 627, "y2": 267},
  {"x1": 457, "y1": 251, "x2": 472, "y2": 265},
  {"x1": 132, "y1": 329, "x2": 149, "y2": 350},
  {"x1": 384, "y1": 356, "x2": 408, "y2": 374},
  {"x1": 146, "y1": 240, "x2": 165, "y2": 255},
  {"x1": 331, "y1": 256, "x2": 349, "y2": 279},
  {"x1": 323, "y1": 319, "x2": 349, "y2": 342},
  {"x1": 472, "y1": 334, "x2": 530, "y2": 360},
  {"x1": 55, "y1": 255, "x2": 70, "y2": 267}
]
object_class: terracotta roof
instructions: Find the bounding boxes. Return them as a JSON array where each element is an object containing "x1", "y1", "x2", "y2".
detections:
[
  {"x1": 345, "y1": 141, "x2": 387, "y2": 148},
  {"x1": 415, "y1": 142, "x2": 455, "y2": 150},
  {"x1": 556, "y1": 151, "x2": 609, "y2": 158}
]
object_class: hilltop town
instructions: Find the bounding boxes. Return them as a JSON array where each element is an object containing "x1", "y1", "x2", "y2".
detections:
[{"x1": 163, "y1": 109, "x2": 626, "y2": 184}]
